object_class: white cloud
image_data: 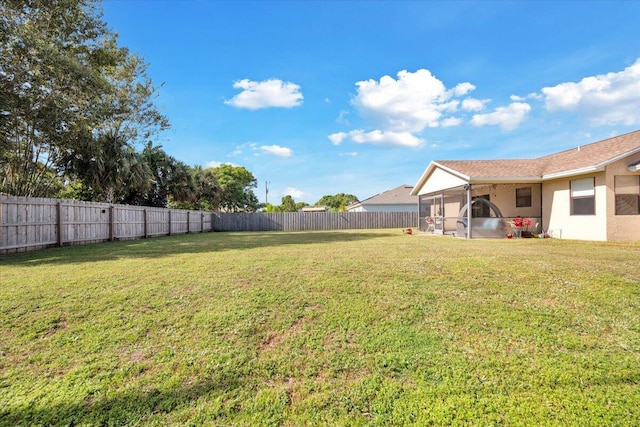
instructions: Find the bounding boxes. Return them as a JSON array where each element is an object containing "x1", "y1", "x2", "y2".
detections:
[
  {"x1": 335, "y1": 129, "x2": 424, "y2": 148},
  {"x1": 205, "y1": 160, "x2": 238, "y2": 168},
  {"x1": 328, "y1": 132, "x2": 348, "y2": 145},
  {"x1": 336, "y1": 109, "x2": 350, "y2": 125},
  {"x1": 471, "y1": 102, "x2": 531, "y2": 131},
  {"x1": 225, "y1": 78, "x2": 303, "y2": 110},
  {"x1": 260, "y1": 144, "x2": 293, "y2": 157},
  {"x1": 452, "y1": 82, "x2": 476, "y2": 96},
  {"x1": 339, "y1": 151, "x2": 358, "y2": 157},
  {"x1": 511, "y1": 93, "x2": 542, "y2": 102},
  {"x1": 332, "y1": 68, "x2": 545, "y2": 147},
  {"x1": 352, "y1": 69, "x2": 472, "y2": 133},
  {"x1": 461, "y1": 98, "x2": 490, "y2": 111},
  {"x1": 284, "y1": 187, "x2": 309, "y2": 200},
  {"x1": 228, "y1": 142, "x2": 258, "y2": 157},
  {"x1": 541, "y1": 59, "x2": 640, "y2": 125},
  {"x1": 441, "y1": 117, "x2": 462, "y2": 127}
]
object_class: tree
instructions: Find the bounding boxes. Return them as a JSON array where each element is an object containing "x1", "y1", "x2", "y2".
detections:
[
  {"x1": 263, "y1": 203, "x2": 277, "y2": 213},
  {"x1": 122, "y1": 142, "x2": 195, "y2": 207},
  {"x1": 61, "y1": 42, "x2": 168, "y2": 203},
  {"x1": 211, "y1": 164, "x2": 260, "y2": 212},
  {"x1": 0, "y1": 0, "x2": 168, "y2": 198},
  {"x1": 190, "y1": 166, "x2": 221, "y2": 211},
  {"x1": 265, "y1": 197, "x2": 309, "y2": 212},
  {"x1": 67, "y1": 133, "x2": 152, "y2": 203},
  {"x1": 0, "y1": 0, "x2": 111, "y2": 196},
  {"x1": 315, "y1": 193, "x2": 359, "y2": 211},
  {"x1": 90, "y1": 41, "x2": 169, "y2": 145},
  {"x1": 278, "y1": 195, "x2": 297, "y2": 212}
]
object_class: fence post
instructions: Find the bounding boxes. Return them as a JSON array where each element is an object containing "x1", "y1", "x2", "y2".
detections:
[
  {"x1": 201, "y1": 212, "x2": 204, "y2": 233},
  {"x1": 168, "y1": 210, "x2": 172, "y2": 236},
  {"x1": 109, "y1": 205, "x2": 115, "y2": 242},
  {"x1": 187, "y1": 211, "x2": 191, "y2": 233},
  {"x1": 56, "y1": 202, "x2": 64, "y2": 247},
  {"x1": 144, "y1": 208, "x2": 148, "y2": 238}
]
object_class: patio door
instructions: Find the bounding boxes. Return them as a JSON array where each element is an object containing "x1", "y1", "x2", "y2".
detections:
[{"x1": 433, "y1": 196, "x2": 444, "y2": 234}]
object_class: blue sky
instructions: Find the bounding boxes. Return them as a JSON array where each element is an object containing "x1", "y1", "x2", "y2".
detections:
[{"x1": 101, "y1": 0, "x2": 640, "y2": 205}]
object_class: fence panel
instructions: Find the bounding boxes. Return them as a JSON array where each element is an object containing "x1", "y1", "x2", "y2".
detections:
[
  {"x1": 212, "y1": 211, "x2": 418, "y2": 232},
  {"x1": 147, "y1": 208, "x2": 169, "y2": 237},
  {"x1": 0, "y1": 195, "x2": 216, "y2": 254}
]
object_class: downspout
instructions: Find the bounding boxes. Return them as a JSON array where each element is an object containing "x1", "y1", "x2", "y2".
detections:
[{"x1": 466, "y1": 184, "x2": 472, "y2": 239}]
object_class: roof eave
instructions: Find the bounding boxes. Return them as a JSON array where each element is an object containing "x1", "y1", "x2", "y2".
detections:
[
  {"x1": 410, "y1": 163, "x2": 435, "y2": 195},
  {"x1": 543, "y1": 147, "x2": 640, "y2": 179},
  {"x1": 469, "y1": 176, "x2": 543, "y2": 184},
  {"x1": 600, "y1": 147, "x2": 640, "y2": 169},
  {"x1": 411, "y1": 161, "x2": 472, "y2": 195},
  {"x1": 542, "y1": 166, "x2": 604, "y2": 181}
]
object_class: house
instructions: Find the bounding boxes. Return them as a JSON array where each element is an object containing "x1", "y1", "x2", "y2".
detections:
[
  {"x1": 347, "y1": 185, "x2": 417, "y2": 212},
  {"x1": 300, "y1": 206, "x2": 328, "y2": 212},
  {"x1": 410, "y1": 130, "x2": 640, "y2": 241}
]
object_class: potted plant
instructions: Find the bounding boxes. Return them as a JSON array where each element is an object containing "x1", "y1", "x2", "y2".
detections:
[{"x1": 511, "y1": 217, "x2": 533, "y2": 238}]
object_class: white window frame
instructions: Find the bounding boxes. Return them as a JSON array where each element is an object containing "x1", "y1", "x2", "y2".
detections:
[{"x1": 570, "y1": 177, "x2": 595, "y2": 215}]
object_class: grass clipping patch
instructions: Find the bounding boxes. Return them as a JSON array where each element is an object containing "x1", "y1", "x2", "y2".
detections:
[{"x1": 1, "y1": 231, "x2": 639, "y2": 425}]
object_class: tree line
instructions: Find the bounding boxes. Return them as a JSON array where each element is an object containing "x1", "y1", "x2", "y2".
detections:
[
  {"x1": 0, "y1": 0, "x2": 261, "y2": 211},
  {"x1": 265, "y1": 193, "x2": 359, "y2": 212},
  {"x1": 0, "y1": 1, "x2": 358, "y2": 213}
]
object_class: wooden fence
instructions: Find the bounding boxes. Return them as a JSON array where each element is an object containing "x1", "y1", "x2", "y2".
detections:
[
  {"x1": 213, "y1": 211, "x2": 418, "y2": 232},
  {"x1": 0, "y1": 195, "x2": 214, "y2": 254},
  {"x1": 1, "y1": 194, "x2": 419, "y2": 254}
]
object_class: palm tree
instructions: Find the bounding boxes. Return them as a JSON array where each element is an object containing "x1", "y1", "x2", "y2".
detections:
[{"x1": 68, "y1": 133, "x2": 151, "y2": 203}]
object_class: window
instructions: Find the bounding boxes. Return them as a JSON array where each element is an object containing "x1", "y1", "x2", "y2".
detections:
[
  {"x1": 472, "y1": 195, "x2": 491, "y2": 217},
  {"x1": 516, "y1": 186, "x2": 532, "y2": 208},
  {"x1": 571, "y1": 177, "x2": 595, "y2": 215},
  {"x1": 615, "y1": 175, "x2": 640, "y2": 215}
]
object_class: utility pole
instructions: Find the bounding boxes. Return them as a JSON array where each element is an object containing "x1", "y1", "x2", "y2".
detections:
[{"x1": 265, "y1": 180, "x2": 270, "y2": 205}]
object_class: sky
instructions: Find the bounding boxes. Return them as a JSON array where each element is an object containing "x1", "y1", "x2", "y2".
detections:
[{"x1": 101, "y1": 0, "x2": 640, "y2": 205}]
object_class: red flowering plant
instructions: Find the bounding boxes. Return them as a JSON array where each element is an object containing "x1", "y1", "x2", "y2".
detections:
[
  {"x1": 507, "y1": 217, "x2": 533, "y2": 237},
  {"x1": 510, "y1": 217, "x2": 532, "y2": 230}
]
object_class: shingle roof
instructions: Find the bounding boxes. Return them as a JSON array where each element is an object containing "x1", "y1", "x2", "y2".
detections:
[
  {"x1": 437, "y1": 159, "x2": 544, "y2": 179},
  {"x1": 355, "y1": 185, "x2": 416, "y2": 206},
  {"x1": 437, "y1": 130, "x2": 640, "y2": 180},
  {"x1": 537, "y1": 130, "x2": 640, "y2": 176}
]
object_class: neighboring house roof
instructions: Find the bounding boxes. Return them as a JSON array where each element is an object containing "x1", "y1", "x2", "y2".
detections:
[
  {"x1": 412, "y1": 130, "x2": 640, "y2": 193},
  {"x1": 300, "y1": 206, "x2": 327, "y2": 212},
  {"x1": 348, "y1": 185, "x2": 416, "y2": 210}
]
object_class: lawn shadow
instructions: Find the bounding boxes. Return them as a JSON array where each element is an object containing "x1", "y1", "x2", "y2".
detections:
[
  {"x1": 0, "y1": 377, "x2": 242, "y2": 426},
  {"x1": 1, "y1": 230, "x2": 397, "y2": 267}
]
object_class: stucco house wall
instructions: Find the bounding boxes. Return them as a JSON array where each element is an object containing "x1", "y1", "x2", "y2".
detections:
[
  {"x1": 606, "y1": 153, "x2": 640, "y2": 241},
  {"x1": 542, "y1": 172, "x2": 608, "y2": 241}
]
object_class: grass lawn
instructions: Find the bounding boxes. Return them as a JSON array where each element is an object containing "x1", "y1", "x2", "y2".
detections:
[{"x1": 1, "y1": 230, "x2": 639, "y2": 426}]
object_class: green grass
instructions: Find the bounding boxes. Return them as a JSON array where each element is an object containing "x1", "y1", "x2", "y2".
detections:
[{"x1": 1, "y1": 230, "x2": 639, "y2": 426}]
